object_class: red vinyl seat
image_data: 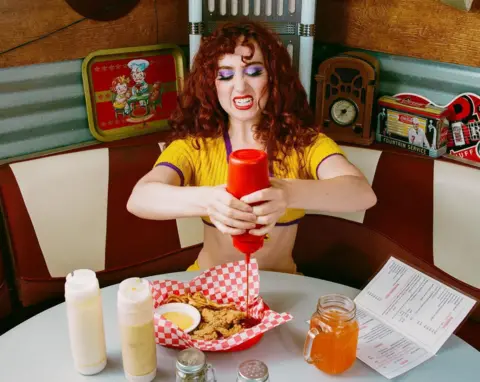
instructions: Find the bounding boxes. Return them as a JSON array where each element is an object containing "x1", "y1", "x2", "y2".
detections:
[
  {"x1": 0, "y1": 246, "x2": 12, "y2": 319},
  {"x1": 0, "y1": 135, "x2": 201, "y2": 308},
  {"x1": 0, "y1": 137, "x2": 478, "y2": 350}
]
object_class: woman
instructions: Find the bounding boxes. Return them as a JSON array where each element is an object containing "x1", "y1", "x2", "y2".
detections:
[{"x1": 127, "y1": 22, "x2": 377, "y2": 274}]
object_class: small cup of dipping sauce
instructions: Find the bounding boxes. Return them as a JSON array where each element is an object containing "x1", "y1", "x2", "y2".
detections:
[{"x1": 155, "y1": 303, "x2": 201, "y2": 333}]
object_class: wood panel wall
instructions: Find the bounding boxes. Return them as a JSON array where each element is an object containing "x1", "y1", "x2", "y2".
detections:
[
  {"x1": 0, "y1": 0, "x2": 478, "y2": 69},
  {"x1": 316, "y1": 0, "x2": 480, "y2": 68},
  {"x1": 0, "y1": 0, "x2": 188, "y2": 68}
]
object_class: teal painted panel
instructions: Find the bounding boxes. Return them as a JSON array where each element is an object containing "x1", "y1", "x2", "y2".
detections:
[
  {"x1": 0, "y1": 59, "x2": 93, "y2": 161},
  {"x1": 312, "y1": 43, "x2": 480, "y2": 106},
  {"x1": 0, "y1": 43, "x2": 479, "y2": 162}
]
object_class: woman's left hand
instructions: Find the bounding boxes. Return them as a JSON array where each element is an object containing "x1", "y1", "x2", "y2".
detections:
[{"x1": 240, "y1": 178, "x2": 289, "y2": 236}]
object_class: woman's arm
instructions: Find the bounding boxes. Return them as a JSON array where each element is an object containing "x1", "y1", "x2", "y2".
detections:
[
  {"x1": 127, "y1": 166, "x2": 257, "y2": 234},
  {"x1": 242, "y1": 154, "x2": 377, "y2": 235},
  {"x1": 126, "y1": 166, "x2": 209, "y2": 220},
  {"x1": 282, "y1": 154, "x2": 377, "y2": 213}
]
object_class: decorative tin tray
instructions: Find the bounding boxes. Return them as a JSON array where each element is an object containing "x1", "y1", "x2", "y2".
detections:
[{"x1": 81, "y1": 44, "x2": 185, "y2": 142}]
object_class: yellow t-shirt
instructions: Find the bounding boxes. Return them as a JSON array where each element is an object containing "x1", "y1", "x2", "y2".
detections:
[{"x1": 154, "y1": 131, "x2": 344, "y2": 226}]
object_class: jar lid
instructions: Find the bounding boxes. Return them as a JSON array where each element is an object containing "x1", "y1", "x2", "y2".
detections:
[
  {"x1": 176, "y1": 348, "x2": 206, "y2": 374},
  {"x1": 237, "y1": 360, "x2": 269, "y2": 382}
]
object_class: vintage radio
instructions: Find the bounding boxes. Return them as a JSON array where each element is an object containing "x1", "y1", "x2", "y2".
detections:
[
  {"x1": 376, "y1": 96, "x2": 450, "y2": 158},
  {"x1": 315, "y1": 51, "x2": 380, "y2": 145}
]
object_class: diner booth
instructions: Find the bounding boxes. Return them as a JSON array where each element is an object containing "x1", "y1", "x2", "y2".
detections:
[{"x1": 0, "y1": 1, "x2": 479, "y2": 381}]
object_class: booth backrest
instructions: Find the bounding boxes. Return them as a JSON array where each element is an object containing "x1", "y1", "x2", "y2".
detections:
[
  {"x1": 0, "y1": 136, "x2": 478, "y2": 348},
  {"x1": 0, "y1": 135, "x2": 203, "y2": 307},
  {"x1": 0, "y1": 247, "x2": 11, "y2": 319},
  {"x1": 292, "y1": 145, "x2": 480, "y2": 349},
  {"x1": 317, "y1": 145, "x2": 480, "y2": 291}
]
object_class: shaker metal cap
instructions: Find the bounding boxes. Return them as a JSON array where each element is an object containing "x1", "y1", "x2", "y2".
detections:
[
  {"x1": 237, "y1": 360, "x2": 269, "y2": 382},
  {"x1": 176, "y1": 347, "x2": 206, "y2": 373}
]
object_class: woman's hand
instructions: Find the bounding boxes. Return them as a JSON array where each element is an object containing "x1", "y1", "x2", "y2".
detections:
[
  {"x1": 240, "y1": 178, "x2": 289, "y2": 236},
  {"x1": 205, "y1": 185, "x2": 257, "y2": 235}
]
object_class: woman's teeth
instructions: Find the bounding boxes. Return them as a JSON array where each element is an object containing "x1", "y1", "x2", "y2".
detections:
[{"x1": 233, "y1": 97, "x2": 253, "y2": 109}]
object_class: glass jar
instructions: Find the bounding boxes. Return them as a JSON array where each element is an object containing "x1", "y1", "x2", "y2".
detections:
[
  {"x1": 303, "y1": 294, "x2": 359, "y2": 375},
  {"x1": 236, "y1": 360, "x2": 269, "y2": 382},
  {"x1": 175, "y1": 348, "x2": 216, "y2": 382}
]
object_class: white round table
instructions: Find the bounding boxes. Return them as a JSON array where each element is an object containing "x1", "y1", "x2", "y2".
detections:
[{"x1": 0, "y1": 271, "x2": 478, "y2": 381}]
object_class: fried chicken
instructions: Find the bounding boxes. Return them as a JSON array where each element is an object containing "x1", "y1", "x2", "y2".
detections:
[
  {"x1": 201, "y1": 308, "x2": 246, "y2": 326},
  {"x1": 216, "y1": 324, "x2": 244, "y2": 337},
  {"x1": 190, "y1": 308, "x2": 246, "y2": 340},
  {"x1": 164, "y1": 292, "x2": 248, "y2": 340},
  {"x1": 190, "y1": 323, "x2": 218, "y2": 341}
]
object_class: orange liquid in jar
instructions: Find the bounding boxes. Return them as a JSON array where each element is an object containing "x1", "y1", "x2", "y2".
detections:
[{"x1": 309, "y1": 309, "x2": 359, "y2": 375}]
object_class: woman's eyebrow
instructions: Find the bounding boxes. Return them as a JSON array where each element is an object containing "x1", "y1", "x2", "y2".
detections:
[
  {"x1": 218, "y1": 61, "x2": 264, "y2": 70},
  {"x1": 244, "y1": 61, "x2": 264, "y2": 67}
]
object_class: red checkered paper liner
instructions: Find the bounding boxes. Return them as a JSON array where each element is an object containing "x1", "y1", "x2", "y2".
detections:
[{"x1": 149, "y1": 259, "x2": 293, "y2": 351}]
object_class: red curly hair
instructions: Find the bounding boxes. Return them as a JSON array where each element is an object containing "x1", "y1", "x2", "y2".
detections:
[{"x1": 167, "y1": 21, "x2": 319, "y2": 171}]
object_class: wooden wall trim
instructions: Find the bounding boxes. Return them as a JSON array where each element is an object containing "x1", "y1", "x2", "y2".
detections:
[
  {"x1": 315, "y1": 0, "x2": 480, "y2": 68},
  {"x1": 0, "y1": 1, "x2": 478, "y2": 69},
  {"x1": 0, "y1": 0, "x2": 188, "y2": 69}
]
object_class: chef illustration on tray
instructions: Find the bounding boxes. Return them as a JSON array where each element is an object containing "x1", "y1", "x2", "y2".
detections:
[
  {"x1": 127, "y1": 59, "x2": 150, "y2": 106},
  {"x1": 408, "y1": 117, "x2": 431, "y2": 149}
]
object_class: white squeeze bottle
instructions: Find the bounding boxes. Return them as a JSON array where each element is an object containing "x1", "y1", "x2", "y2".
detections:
[
  {"x1": 117, "y1": 277, "x2": 157, "y2": 382},
  {"x1": 65, "y1": 269, "x2": 107, "y2": 375}
]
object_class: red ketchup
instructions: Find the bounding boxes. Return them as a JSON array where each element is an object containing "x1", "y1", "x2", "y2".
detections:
[
  {"x1": 226, "y1": 149, "x2": 270, "y2": 319},
  {"x1": 226, "y1": 149, "x2": 270, "y2": 254}
]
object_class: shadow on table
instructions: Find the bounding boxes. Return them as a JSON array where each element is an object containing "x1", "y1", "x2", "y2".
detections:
[
  {"x1": 260, "y1": 291, "x2": 307, "y2": 313},
  {"x1": 103, "y1": 351, "x2": 124, "y2": 374}
]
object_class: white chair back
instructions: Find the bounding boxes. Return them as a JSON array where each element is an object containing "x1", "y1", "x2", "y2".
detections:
[{"x1": 188, "y1": 0, "x2": 317, "y2": 101}]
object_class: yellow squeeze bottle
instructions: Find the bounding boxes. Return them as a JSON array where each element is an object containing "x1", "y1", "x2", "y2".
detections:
[{"x1": 117, "y1": 277, "x2": 157, "y2": 382}]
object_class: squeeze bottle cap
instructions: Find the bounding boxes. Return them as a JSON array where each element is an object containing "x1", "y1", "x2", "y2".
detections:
[
  {"x1": 65, "y1": 269, "x2": 99, "y2": 300},
  {"x1": 117, "y1": 277, "x2": 152, "y2": 313}
]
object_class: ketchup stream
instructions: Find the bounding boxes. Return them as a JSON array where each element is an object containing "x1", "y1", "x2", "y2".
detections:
[
  {"x1": 242, "y1": 253, "x2": 261, "y2": 327},
  {"x1": 246, "y1": 253, "x2": 251, "y2": 319}
]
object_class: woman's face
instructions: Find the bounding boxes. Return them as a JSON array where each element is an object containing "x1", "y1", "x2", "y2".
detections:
[{"x1": 215, "y1": 41, "x2": 269, "y2": 124}]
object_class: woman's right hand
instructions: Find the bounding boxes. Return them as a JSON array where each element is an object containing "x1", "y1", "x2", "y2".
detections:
[{"x1": 205, "y1": 185, "x2": 257, "y2": 235}]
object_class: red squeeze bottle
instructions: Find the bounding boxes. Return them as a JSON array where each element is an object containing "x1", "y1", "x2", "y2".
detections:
[{"x1": 226, "y1": 149, "x2": 270, "y2": 255}]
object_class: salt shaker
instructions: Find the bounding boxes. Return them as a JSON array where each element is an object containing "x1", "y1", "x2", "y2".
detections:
[
  {"x1": 65, "y1": 269, "x2": 107, "y2": 375},
  {"x1": 117, "y1": 277, "x2": 157, "y2": 382},
  {"x1": 237, "y1": 360, "x2": 270, "y2": 382},
  {"x1": 175, "y1": 347, "x2": 216, "y2": 382}
]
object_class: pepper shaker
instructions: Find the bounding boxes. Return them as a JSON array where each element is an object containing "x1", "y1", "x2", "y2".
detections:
[{"x1": 175, "y1": 347, "x2": 216, "y2": 381}]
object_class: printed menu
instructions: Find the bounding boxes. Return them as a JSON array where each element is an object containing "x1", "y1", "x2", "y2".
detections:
[{"x1": 354, "y1": 256, "x2": 477, "y2": 379}]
